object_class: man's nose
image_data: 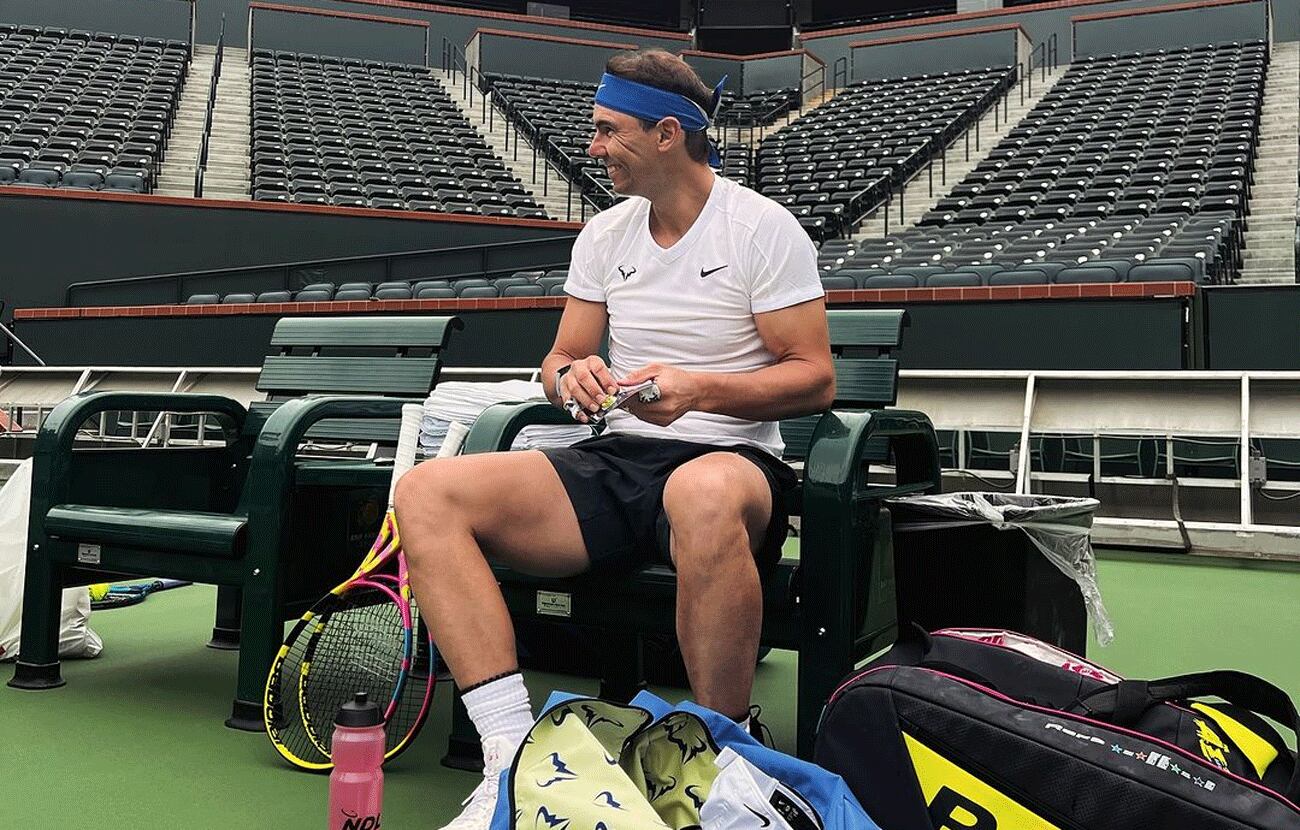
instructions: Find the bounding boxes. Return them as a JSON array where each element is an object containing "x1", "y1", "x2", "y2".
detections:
[{"x1": 588, "y1": 135, "x2": 604, "y2": 158}]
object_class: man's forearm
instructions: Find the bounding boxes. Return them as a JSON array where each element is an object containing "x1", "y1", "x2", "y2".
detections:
[
  {"x1": 693, "y1": 359, "x2": 834, "y2": 422},
  {"x1": 541, "y1": 351, "x2": 578, "y2": 406}
]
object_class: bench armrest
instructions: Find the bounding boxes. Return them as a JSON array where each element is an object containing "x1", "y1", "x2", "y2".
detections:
[
  {"x1": 803, "y1": 408, "x2": 942, "y2": 508},
  {"x1": 463, "y1": 401, "x2": 582, "y2": 454},
  {"x1": 32, "y1": 391, "x2": 248, "y2": 510}
]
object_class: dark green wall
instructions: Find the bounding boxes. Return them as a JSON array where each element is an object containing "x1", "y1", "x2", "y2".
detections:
[
  {"x1": 1073, "y1": 1, "x2": 1268, "y2": 57},
  {"x1": 197, "y1": 0, "x2": 692, "y2": 52},
  {"x1": 0, "y1": 191, "x2": 577, "y2": 311},
  {"x1": 10, "y1": 297, "x2": 1192, "y2": 369},
  {"x1": 12, "y1": 309, "x2": 565, "y2": 368},
  {"x1": 851, "y1": 29, "x2": 1019, "y2": 81},
  {"x1": 1202, "y1": 286, "x2": 1300, "y2": 370},
  {"x1": 0, "y1": 0, "x2": 192, "y2": 41},
  {"x1": 800, "y1": 0, "x2": 1297, "y2": 68},
  {"x1": 741, "y1": 53, "x2": 804, "y2": 92},
  {"x1": 477, "y1": 32, "x2": 632, "y2": 83},
  {"x1": 250, "y1": 6, "x2": 428, "y2": 65}
]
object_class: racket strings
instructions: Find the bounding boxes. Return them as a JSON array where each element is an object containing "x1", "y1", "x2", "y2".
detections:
[{"x1": 299, "y1": 587, "x2": 416, "y2": 756}]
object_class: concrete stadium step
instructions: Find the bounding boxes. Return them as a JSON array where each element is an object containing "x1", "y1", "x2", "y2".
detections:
[
  {"x1": 852, "y1": 64, "x2": 1070, "y2": 242},
  {"x1": 157, "y1": 46, "x2": 252, "y2": 199}
]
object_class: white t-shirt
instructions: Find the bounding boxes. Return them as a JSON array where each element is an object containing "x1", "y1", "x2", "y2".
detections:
[{"x1": 564, "y1": 174, "x2": 824, "y2": 458}]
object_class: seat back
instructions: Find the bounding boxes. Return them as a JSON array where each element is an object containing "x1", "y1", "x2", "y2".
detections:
[
  {"x1": 779, "y1": 309, "x2": 907, "y2": 462},
  {"x1": 247, "y1": 315, "x2": 462, "y2": 441}
]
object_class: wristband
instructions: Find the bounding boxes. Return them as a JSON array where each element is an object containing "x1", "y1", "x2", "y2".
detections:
[{"x1": 553, "y1": 363, "x2": 572, "y2": 402}]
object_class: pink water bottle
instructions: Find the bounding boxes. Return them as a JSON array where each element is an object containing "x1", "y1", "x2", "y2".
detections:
[{"x1": 329, "y1": 692, "x2": 385, "y2": 830}]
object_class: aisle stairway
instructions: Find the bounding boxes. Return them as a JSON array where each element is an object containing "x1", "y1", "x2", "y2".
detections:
[
  {"x1": 1237, "y1": 40, "x2": 1299, "y2": 285},
  {"x1": 155, "y1": 45, "x2": 251, "y2": 200}
]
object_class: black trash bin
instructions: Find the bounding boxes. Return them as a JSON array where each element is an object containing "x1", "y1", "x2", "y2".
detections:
[{"x1": 888, "y1": 492, "x2": 1108, "y2": 655}]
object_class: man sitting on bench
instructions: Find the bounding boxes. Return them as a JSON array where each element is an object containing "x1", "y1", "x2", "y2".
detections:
[{"x1": 395, "y1": 49, "x2": 832, "y2": 830}]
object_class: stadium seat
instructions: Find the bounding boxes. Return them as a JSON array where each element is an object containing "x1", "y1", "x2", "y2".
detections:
[
  {"x1": 989, "y1": 270, "x2": 1049, "y2": 285},
  {"x1": 221, "y1": 293, "x2": 257, "y2": 304},
  {"x1": 186, "y1": 293, "x2": 220, "y2": 304},
  {"x1": 415, "y1": 286, "x2": 456, "y2": 299},
  {"x1": 926, "y1": 272, "x2": 983, "y2": 287},
  {"x1": 293, "y1": 289, "x2": 334, "y2": 302},
  {"x1": 374, "y1": 286, "x2": 413, "y2": 300},
  {"x1": 255, "y1": 291, "x2": 292, "y2": 303},
  {"x1": 1055, "y1": 266, "x2": 1121, "y2": 284},
  {"x1": 1129, "y1": 258, "x2": 1205, "y2": 282},
  {"x1": 502, "y1": 284, "x2": 545, "y2": 297},
  {"x1": 863, "y1": 274, "x2": 919, "y2": 289},
  {"x1": 334, "y1": 288, "x2": 372, "y2": 301}
]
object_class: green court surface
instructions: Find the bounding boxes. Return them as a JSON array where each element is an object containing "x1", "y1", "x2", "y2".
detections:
[{"x1": 2, "y1": 553, "x2": 1297, "y2": 828}]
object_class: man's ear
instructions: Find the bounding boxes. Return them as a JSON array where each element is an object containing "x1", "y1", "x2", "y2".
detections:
[{"x1": 656, "y1": 117, "x2": 683, "y2": 154}]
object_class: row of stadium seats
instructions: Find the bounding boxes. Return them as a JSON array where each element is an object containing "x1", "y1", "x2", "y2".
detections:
[
  {"x1": 817, "y1": 256, "x2": 1204, "y2": 288},
  {"x1": 0, "y1": 24, "x2": 188, "y2": 193},
  {"x1": 250, "y1": 50, "x2": 548, "y2": 216},
  {"x1": 850, "y1": 40, "x2": 1267, "y2": 280},
  {"x1": 757, "y1": 66, "x2": 1016, "y2": 240},
  {"x1": 824, "y1": 212, "x2": 1236, "y2": 282},
  {"x1": 184, "y1": 271, "x2": 571, "y2": 304},
  {"x1": 483, "y1": 73, "x2": 631, "y2": 210}
]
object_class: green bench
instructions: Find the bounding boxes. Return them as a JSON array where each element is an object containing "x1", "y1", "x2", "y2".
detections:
[
  {"x1": 445, "y1": 309, "x2": 941, "y2": 761},
  {"x1": 8, "y1": 315, "x2": 461, "y2": 730}
]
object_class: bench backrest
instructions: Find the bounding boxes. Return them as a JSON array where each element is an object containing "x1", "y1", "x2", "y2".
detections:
[
  {"x1": 245, "y1": 315, "x2": 462, "y2": 441},
  {"x1": 779, "y1": 309, "x2": 907, "y2": 461}
]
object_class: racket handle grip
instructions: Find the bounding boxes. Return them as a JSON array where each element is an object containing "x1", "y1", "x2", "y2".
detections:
[{"x1": 435, "y1": 421, "x2": 470, "y2": 458}]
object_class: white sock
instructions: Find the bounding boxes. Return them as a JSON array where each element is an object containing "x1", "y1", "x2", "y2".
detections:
[{"x1": 462, "y1": 672, "x2": 533, "y2": 749}]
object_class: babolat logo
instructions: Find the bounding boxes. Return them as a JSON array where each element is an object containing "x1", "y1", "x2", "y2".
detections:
[
  {"x1": 339, "y1": 810, "x2": 381, "y2": 830},
  {"x1": 902, "y1": 732, "x2": 1064, "y2": 830}
]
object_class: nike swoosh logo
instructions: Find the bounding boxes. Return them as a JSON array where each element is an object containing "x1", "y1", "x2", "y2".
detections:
[
  {"x1": 700, "y1": 265, "x2": 728, "y2": 278},
  {"x1": 745, "y1": 806, "x2": 772, "y2": 827}
]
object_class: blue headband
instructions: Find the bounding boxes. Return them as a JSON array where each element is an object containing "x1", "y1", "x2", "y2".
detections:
[{"x1": 594, "y1": 72, "x2": 728, "y2": 168}]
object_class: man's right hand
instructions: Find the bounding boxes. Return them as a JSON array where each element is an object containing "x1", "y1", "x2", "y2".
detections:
[{"x1": 558, "y1": 356, "x2": 618, "y2": 424}]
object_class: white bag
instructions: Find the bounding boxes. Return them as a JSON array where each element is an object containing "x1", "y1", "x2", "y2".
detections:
[{"x1": 0, "y1": 459, "x2": 102, "y2": 661}]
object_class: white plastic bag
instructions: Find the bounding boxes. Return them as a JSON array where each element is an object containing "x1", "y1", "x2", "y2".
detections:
[{"x1": 0, "y1": 459, "x2": 102, "y2": 661}]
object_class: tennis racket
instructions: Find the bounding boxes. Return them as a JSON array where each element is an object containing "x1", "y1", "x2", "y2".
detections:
[
  {"x1": 90, "y1": 579, "x2": 191, "y2": 611},
  {"x1": 264, "y1": 404, "x2": 444, "y2": 771}
]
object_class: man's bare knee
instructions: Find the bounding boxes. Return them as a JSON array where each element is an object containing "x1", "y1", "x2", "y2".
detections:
[{"x1": 663, "y1": 454, "x2": 771, "y2": 565}]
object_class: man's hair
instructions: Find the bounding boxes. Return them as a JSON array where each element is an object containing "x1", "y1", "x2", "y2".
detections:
[{"x1": 605, "y1": 49, "x2": 713, "y2": 164}]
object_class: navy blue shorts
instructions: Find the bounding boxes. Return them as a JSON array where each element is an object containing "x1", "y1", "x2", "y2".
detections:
[{"x1": 540, "y1": 433, "x2": 798, "y2": 573}]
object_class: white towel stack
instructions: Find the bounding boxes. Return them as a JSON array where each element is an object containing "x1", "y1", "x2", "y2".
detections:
[{"x1": 419, "y1": 380, "x2": 592, "y2": 454}]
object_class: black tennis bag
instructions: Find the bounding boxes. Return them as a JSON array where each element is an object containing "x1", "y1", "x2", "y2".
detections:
[{"x1": 814, "y1": 628, "x2": 1300, "y2": 830}]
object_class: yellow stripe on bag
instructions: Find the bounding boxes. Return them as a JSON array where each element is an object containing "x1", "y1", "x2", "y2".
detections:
[
  {"x1": 903, "y1": 732, "x2": 1063, "y2": 830},
  {"x1": 1191, "y1": 703, "x2": 1279, "y2": 780}
]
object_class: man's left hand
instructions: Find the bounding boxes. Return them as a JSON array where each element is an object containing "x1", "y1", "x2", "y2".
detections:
[{"x1": 619, "y1": 364, "x2": 699, "y2": 427}]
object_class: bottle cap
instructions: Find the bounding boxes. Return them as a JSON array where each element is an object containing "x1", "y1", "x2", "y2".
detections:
[{"x1": 335, "y1": 691, "x2": 383, "y2": 727}]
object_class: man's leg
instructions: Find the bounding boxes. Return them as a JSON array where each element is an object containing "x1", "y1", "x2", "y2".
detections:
[
  {"x1": 394, "y1": 449, "x2": 590, "y2": 689},
  {"x1": 395, "y1": 450, "x2": 590, "y2": 829},
  {"x1": 662, "y1": 452, "x2": 773, "y2": 719}
]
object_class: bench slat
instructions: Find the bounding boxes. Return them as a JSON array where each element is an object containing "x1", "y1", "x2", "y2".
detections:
[
  {"x1": 833, "y1": 358, "x2": 899, "y2": 408},
  {"x1": 270, "y1": 315, "x2": 460, "y2": 349},
  {"x1": 827, "y1": 309, "x2": 907, "y2": 349},
  {"x1": 256, "y1": 356, "x2": 442, "y2": 396},
  {"x1": 45, "y1": 505, "x2": 246, "y2": 558}
]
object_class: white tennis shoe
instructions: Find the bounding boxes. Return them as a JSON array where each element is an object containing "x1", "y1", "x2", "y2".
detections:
[{"x1": 437, "y1": 735, "x2": 517, "y2": 830}]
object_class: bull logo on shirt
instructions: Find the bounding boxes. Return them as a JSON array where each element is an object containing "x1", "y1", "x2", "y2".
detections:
[{"x1": 617, "y1": 265, "x2": 637, "y2": 280}]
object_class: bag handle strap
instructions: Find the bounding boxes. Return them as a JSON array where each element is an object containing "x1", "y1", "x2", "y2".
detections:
[{"x1": 1077, "y1": 670, "x2": 1299, "y2": 802}]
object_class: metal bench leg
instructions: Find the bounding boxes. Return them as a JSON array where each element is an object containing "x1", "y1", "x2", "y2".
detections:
[
  {"x1": 225, "y1": 578, "x2": 279, "y2": 731},
  {"x1": 207, "y1": 584, "x2": 241, "y2": 650},
  {"x1": 7, "y1": 550, "x2": 65, "y2": 690}
]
